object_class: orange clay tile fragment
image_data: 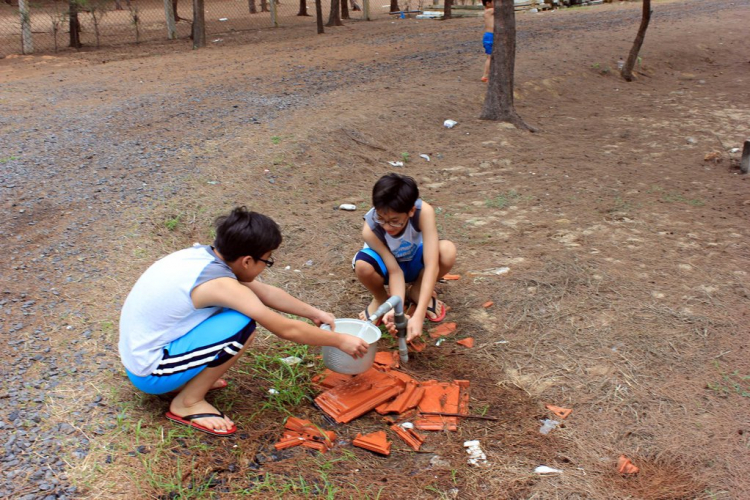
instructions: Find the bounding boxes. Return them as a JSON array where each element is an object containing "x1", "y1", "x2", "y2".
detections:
[
  {"x1": 390, "y1": 424, "x2": 426, "y2": 451},
  {"x1": 456, "y1": 337, "x2": 475, "y2": 348},
  {"x1": 442, "y1": 274, "x2": 461, "y2": 280},
  {"x1": 482, "y1": 301, "x2": 494, "y2": 308},
  {"x1": 408, "y1": 337, "x2": 427, "y2": 352},
  {"x1": 274, "y1": 417, "x2": 336, "y2": 453},
  {"x1": 312, "y1": 369, "x2": 354, "y2": 390},
  {"x1": 545, "y1": 404, "x2": 573, "y2": 420},
  {"x1": 373, "y1": 351, "x2": 400, "y2": 371},
  {"x1": 376, "y1": 372, "x2": 425, "y2": 415},
  {"x1": 315, "y1": 368, "x2": 405, "y2": 424},
  {"x1": 429, "y1": 322, "x2": 457, "y2": 339},
  {"x1": 414, "y1": 380, "x2": 470, "y2": 431},
  {"x1": 617, "y1": 455, "x2": 639, "y2": 474},
  {"x1": 353, "y1": 431, "x2": 392, "y2": 456}
]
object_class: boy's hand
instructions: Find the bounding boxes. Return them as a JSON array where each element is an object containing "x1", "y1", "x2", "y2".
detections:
[
  {"x1": 337, "y1": 334, "x2": 370, "y2": 359},
  {"x1": 406, "y1": 315, "x2": 424, "y2": 342},
  {"x1": 311, "y1": 309, "x2": 336, "y2": 331}
]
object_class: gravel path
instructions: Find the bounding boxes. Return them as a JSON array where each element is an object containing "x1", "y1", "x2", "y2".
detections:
[{"x1": 0, "y1": 0, "x2": 743, "y2": 497}]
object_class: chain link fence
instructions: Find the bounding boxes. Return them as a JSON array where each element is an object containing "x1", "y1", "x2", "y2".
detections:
[{"x1": 0, "y1": 0, "x2": 388, "y2": 57}]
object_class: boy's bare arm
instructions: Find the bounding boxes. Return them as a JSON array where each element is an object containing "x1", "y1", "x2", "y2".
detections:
[
  {"x1": 412, "y1": 202, "x2": 441, "y2": 319},
  {"x1": 243, "y1": 280, "x2": 334, "y2": 327},
  {"x1": 190, "y1": 277, "x2": 368, "y2": 357}
]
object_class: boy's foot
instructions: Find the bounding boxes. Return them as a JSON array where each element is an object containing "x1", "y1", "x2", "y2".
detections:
[
  {"x1": 425, "y1": 295, "x2": 447, "y2": 323},
  {"x1": 168, "y1": 398, "x2": 236, "y2": 435},
  {"x1": 359, "y1": 301, "x2": 383, "y2": 326},
  {"x1": 481, "y1": 76, "x2": 489, "y2": 82}
]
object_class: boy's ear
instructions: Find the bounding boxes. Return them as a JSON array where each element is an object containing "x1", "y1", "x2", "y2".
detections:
[{"x1": 408, "y1": 206, "x2": 417, "y2": 217}]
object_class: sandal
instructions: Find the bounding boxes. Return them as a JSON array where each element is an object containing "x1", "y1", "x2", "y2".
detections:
[
  {"x1": 425, "y1": 295, "x2": 447, "y2": 323},
  {"x1": 359, "y1": 305, "x2": 383, "y2": 326},
  {"x1": 165, "y1": 411, "x2": 237, "y2": 436}
]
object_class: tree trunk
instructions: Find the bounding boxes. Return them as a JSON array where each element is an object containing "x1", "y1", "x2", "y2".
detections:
[
  {"x1": 390, "y1": 0, "x2": 398, "y2": 13},
  {"x1": 297, "y1": 0, "x2": 309, "y2": 15},
  {"x1": 327, "y1": 0, "x2": 342, "y2": 26},
  {"x1": 480, "y1": 0, "x2": 534, "y2": 130},
  {"x1": 341, "y1": 0, "x2": 349, "y2": 19},
  {"x1": 192, "y1": 0, "x2": 205, "y2": 48},
  {"x1": 444, "y1": 0, "x2": 452, "y2": 19},
  {"x1": 68, "y1": 0, "x2": 81, "y2": 48},
  {"x1": 261, "y1": 0, "x2": 269, "y2": 12},
  {"x1": 249, "y1": 0, "x2": 257, "y2": 13},
  {"x1": 315, "y1": 0, "x2": 324, "y2": 32},
  {"x1": 621, "y1": 0, "x2": 651, "y2": 82},
  {"x1": 171, "y1": 0, "x2": 182, "y2": 21}
]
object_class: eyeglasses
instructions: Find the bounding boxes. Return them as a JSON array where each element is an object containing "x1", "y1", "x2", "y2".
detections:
[
  {"x1": 255, "y1": 256, "x2": 274, "y2": 268},
  {"x1": 373, "y1": 213, "x2": 407, "y2": 229}
]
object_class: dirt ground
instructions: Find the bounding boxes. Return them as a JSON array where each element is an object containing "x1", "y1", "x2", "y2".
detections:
[{"x1": 1, "y1": 0, "x2": 749, "y2": 498}]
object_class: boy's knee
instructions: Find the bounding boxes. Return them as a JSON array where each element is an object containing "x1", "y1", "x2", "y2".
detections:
[
  {"x1": 439, "y1": 240, "x2": 457, "y2": 263},
  {"x1": 355, "y1": 260, "x2": 379, "y2": 280}
]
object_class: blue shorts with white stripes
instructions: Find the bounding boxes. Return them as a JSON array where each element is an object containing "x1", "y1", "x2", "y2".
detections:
[{"x1": 125, "y1": 309, "x2": 255, "y2": 395}]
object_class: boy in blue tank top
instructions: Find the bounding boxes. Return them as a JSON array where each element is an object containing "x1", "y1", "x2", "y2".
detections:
[{"x1": 353, "y1": 173, "x2": 457, "y2": 342}]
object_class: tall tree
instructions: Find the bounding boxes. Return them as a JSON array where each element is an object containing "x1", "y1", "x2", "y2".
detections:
[
  {"x1": 315, "y1": 0, "x2": 324, "y2": 32},
  {"x1": 327, "y1": 0, "x2": 342, "y2": 26},
  {"x1": 479, "y1": 0, "x2": 534, "y2": 130},
  {"x1": 248, "y1": 0, "x2": 257, "y2": 13},
  {"x1": 341, "y1": 0, "x2": 349, "y2": 20},
  {"x1": 444, "y1": 0, "x2": 452, "y2": 19},
  {"x1": 621, "y1": 0, "x2": 651, "y2": 82},
  {"x1": 297, "y1": 0, "x2": 309, "y2": 15},
  {"x1": 192, "y1": 0, "x2": 205, "y2": 48},
  {"x1": 68, "y1": 0, "x2": 82, "y2": 48},
  {"x1": 390, "y1": 0, "x2": 398, "y2": 13}
]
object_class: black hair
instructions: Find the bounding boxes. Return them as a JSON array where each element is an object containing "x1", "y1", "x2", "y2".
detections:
[
  {"x1": 213, "y1": 207, "x2": 282, "y2": 262},
  {"x1": 481, "y1": 0, "x2": 492, "y2": 6},
  {"x1": 372, "y1": 173, "x2": 420, "y2": 214}
]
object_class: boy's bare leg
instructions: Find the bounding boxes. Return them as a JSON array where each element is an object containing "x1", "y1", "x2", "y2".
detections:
[
  {"x1": 482, "y1": 55, "x2": 491, "y2": 81},
  {"x1": 408, "y1": 240, "x2": 458, "y2": 314},
  {"x1": 169, "y1": 333, "x2": 255, "y2": 432},
  {"x1": 355, "y1": 260, "x2": 390, "y2": 320}
]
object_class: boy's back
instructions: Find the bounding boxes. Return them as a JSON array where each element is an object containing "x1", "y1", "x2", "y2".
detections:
[{"x1": 484, "y1": 5, "x2": 494, "y2": 33}]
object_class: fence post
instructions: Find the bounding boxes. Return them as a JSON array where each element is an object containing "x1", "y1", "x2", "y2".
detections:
[
  {"x1": 270, "y1": 0, "x2": 278, "y2": 26},
  {"x1": 363, "y1": 0, "x2": 370, "y2": 20},
  {"x1": 192, "y1": 0, "x2": 206, "y2": 48},
  {"x1": 19, "y1": 0, "x2": 34, "y2": 54},
  {"x1": 163, "y1": 0, "x2": 177, "y2": 39}
]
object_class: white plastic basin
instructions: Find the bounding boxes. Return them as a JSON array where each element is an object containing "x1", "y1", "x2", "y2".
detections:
[{"x1": 321, "y1": 319, "x2": 381, "y2": 375}]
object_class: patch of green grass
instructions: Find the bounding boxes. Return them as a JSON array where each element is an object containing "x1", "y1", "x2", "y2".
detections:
[
  {"x1": 401, "y1": 152, "x2": 410, "y2": 163},
  {"x1": 484, "y1": 190, "x2": 523, "y2": 209},
  {"x1": 238, "y1": 472, "x2": 339, "y2": 497},
  {"x1": 271, "y1": 136, "x2": 282, "y2": 145},
  {"x1": 164, "y1": 215, "x2": 180, "y2": 231},
  {"x1": 662, "y1": 191, "x2": 705, "y2": 206},
  {"x1": 141, "y1": 456, "x2": 215, "y2": 499},
  {"x1": 0, "y1": 155, "x2": 19, "y2": 164},
  {"x1": 237, "y1": 343, "x2": 317, "y2": 415},
  {"x1": 707, "y1": 362, "x2": 750, "y2": 398},
  {"x1": 591, "y1": 62, "x2": 611, "y2": 75}
]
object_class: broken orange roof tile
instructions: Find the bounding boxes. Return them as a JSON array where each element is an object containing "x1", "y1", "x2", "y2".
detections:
[
  {"x1": 353, "y1": 431, "x2": 392, "y2": 456},
  {"x1": 414, "y1": 380, "x2": 470, "y2": 431},
  {"x1": 408, "y1": 336, "x2": 427, "y2": 352},
  {"x1": 315, "y1": 368, "x2": 405, "y2": 424},
  {"x1": 428, "y1": 322, "x2": 457, "y2": 339},
  {"x1": 545, "y1": 404, "x2": 573, "y2": 420},
  {"x1": 390, "y1": 424, "x2": 426, "y2": 451},
  {"x1": 373, "y1": 351, "x2": 400, "y2": 371},
  {"x1": 456, "y1": 337, "x2": 475, "y2": 348},
  {"x1": 442, "y1": 274, "x2": 461, "y2": 281},
  {"x1": 617, "y1": 455, "x2": 639, "y2": 474},
  {"x1": 284, "y1": 417, "x2": 336, "y2": 443},
  {"x1": 482, "y1": 301, "x2": 494, "y2": 308},
  {"x1": 274, "y1": 435, "x2": 305, "y2": 450},
  {"x1": 376, "y1": 380, "x2": 425, "y2": 415},
  {"x1": 312, "y1": 369, "x2": 355, "y2": 390}
]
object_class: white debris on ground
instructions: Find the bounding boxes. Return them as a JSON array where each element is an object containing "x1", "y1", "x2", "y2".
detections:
[{"x1": 463, "y1": 440, "x2": 487, "y2": 466}]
